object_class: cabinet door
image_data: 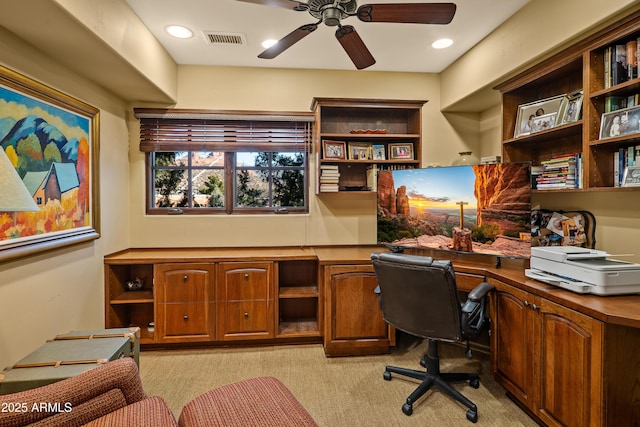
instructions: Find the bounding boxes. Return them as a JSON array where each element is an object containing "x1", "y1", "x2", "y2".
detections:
[
  {"x1": 155, "y1": 263, "x2": 216, "y2": 342},
  {"x1": 536, "y1": 299, "x2": 603, "y2": 427},
  {"x1": 490, "y1": 279, "x2": 537, "y2": 407},
  {"x1": 323, "y1": 264, "x2": 393, "y2": 356},
  {"x1": 216, "y1": 262, "x2": 275, "y2": 340}
]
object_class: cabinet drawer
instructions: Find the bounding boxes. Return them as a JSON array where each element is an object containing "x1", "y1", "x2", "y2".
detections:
[
  {"x1": 218, "y1": 265, "x2": 271, "y2": 301},
  {"x1": 161, "y1": 303, "x2": 209, "y2": 337},
  {"x1": 222, "y1": 301, "x2": 270, "y2": 335},
  {"x1": 455, "y1": 272, "x2": 486, "y2": 292},
  {"x1": 157, "y1": 264, "x2": 212, "y2": 303}
]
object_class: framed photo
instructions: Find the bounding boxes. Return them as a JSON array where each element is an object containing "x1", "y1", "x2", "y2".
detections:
[
  {"x1": 530, "y1": 112, "x2": 557, "y2": 133},
  {"x1": 348, "y1": 143, "x2": 371, "y2": 160},
  {"x1": 599, "y1": 105, "x2": 640, "y2": 139},
  {"x1": 388, "y1": 143, "x2": 414, "y2": 160},
  {"x1": 559, "y1": 90, "x2": 584, "y2": 125},
  {"x1": 0, "y1": 64, "x2": 100, "y2": 263},
  {"x1": 622, "y1": 165, "x2": 640, "y2": 187},
  {"x1": 372, "y1": 144, "x2": 386, "y2": 160},
  {"x1": 514, "y1": 94, "x2": 566, "y2": 138},
  {"x1": 322, "y1": 140, "x2": 346, "y2": 160}
]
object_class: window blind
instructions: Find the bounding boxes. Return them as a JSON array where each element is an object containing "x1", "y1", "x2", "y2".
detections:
[{"x1": 135, "y1": 108, "x2": 314, "y2": 153}]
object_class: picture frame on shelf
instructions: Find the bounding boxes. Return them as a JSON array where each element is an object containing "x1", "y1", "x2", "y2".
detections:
[
  {"x1": 514, "y1": 94, "x2": 566, "y2": 138},
  {"x1": 559, "y1": 90, "x2": 584, "y2": 125},
  {"x1": 348, "y1": 143, "x2": 371, "y2": 160},
  {"x1": 599, "y1": 105, "x2": 640, "y2": 139},
  {"x1": 622, "y1": 165, "x2": 640, "y2": 187},
  {"x1": 322, "y1": 140, "x2": 346, "y2": 160},
  {"x1": 530, "y1": 112, "x2": 558, "y2": 133},
  {"x1": 388, "y1": 143, "x2": 414, "y2": 160},
  {"x1": 372, "y1": 144, "x2": 386, "y2": 160}
]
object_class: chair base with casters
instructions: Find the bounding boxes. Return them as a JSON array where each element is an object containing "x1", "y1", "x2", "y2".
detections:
[{"x1": 383, "y1": 339, "x2": 479, "y2": 422}]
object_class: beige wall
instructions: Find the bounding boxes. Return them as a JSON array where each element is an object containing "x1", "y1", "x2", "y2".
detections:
[
  {"x1": 128, "y1": 66, "x2": 470, "y2": 248},
  {"x1": 0, "y1": 27, "x2": 131, "y2": 368}
]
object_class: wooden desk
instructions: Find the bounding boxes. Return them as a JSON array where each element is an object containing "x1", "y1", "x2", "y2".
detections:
[{"x1": 316, "y1": 246, "x2": 640, "y2": 427}]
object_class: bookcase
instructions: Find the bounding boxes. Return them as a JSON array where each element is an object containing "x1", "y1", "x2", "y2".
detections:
[
  {"x1": 311, "y1": 98, "x2": 426, "y2": 194},
  {"x1": 496, "y1": 7, "x2": 640, "y2": 192}
]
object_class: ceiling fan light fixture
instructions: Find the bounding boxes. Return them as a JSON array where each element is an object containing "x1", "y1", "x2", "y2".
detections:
[
  {"x1": 165, "y1": 25, "x2": 194, "y2": 39},
  {"x1": 432, "y1": 38, "x2": 453, "y2": 49},
  {"x1": 262, "y1": 39, "x2": 278, "y2": 49},
  {"x1": 322, "y1": 8, "x2": 342, "y2": 26}
]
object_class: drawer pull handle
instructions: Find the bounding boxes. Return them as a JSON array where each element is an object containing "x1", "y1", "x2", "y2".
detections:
[
  {"x1": 523, "y1": 301, "x2": 530, "y2": 308},
  {"x1": 183, "y1": 315, "x2": 188, "y2": 320},
  {"x1": 532, "y1": 304, "x2": 539, "y2": 311},
  {"x1": 243, "y1": 312, "x2": 249, "y2": 318},
  {"x1": 244, "y1": 274, "x2": 249, "y2": 280},
  {"x1": 183, "y1": 275, "x2": 188, "y2": 281}
]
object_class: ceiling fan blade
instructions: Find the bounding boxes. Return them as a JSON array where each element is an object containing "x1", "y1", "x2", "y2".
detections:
[
  {"x1": 258, "y1": 24, "x2": 317, "y2": 59},
  {"x1": 236, "y1": 0, "x2": 308, "y2": 11},
  {"x1": 357, "y1": 3, "x2": 456, "y2": 24},
  {"x1": 335, "y1": 25, "x2": 376, "y2": 70}
]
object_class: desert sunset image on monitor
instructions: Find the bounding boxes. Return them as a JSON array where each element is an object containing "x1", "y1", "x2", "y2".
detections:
[{"x1": 377, "y1": 163, "x2": 531, "y2": 259}]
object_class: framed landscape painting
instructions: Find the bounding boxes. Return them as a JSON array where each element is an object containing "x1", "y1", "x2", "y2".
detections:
[{"x1": 0, "y1": 65, "x2": 100, "y2": 262}]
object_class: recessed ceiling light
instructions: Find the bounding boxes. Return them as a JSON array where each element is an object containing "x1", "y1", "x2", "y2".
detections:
[
  {"x1": 432, "y1": 38, "x2": 453, "y2": 49},
  {"x1": 165, "y1": 25, "x2": 194, "y2": 39},
  {"x1": 262, "y1": 39, "x2": 278, "y2": 49}
]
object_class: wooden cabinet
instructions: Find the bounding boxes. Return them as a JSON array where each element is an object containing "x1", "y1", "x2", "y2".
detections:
[
  {"x1": 490, "y1": 279, "x2": 604, "y2": 426},
  {"x1": 311, "y1": 98, "x2": 426, "y2": 194},
  {"x1": 155, "y1": 263, "x2": 216, "y2": 343},
  {"x1": 496, "y1": 9, "x2": 640, "y2": 192},
  {"x1": 216, "y1": 262, "x2": 275, "y2": 341},
  {"x1": 277, "y1": 260, "x2": 320, "y2": 339},
  {"x1": 104, "y1": 262, "x2": 155, "y2": 344},
  {"x1": 323, "y1": 264, "x2": 394, "y2": 356}
]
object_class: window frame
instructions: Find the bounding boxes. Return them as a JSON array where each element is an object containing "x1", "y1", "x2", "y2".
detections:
[{"x1": 136, "y1": 108, "x2": 313, "y2": 215}]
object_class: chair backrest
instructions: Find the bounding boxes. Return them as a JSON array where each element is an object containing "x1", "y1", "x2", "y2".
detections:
[{"x1": 371, "y1": 252, "x2": 463, "y2": 342}]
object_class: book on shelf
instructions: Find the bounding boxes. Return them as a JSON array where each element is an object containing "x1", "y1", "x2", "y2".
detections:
[
  {"x1": 366, "y1": 164, "x2": 378, "y2": 191},
  {"x1": 319, "y1": 164, "x2": 340, "y2": 189},
  {"x1": 535, "y1": 152, "x2": 582, "y2": 189},
  {"x1": 612, "y1": 44, "x2": 629, "y2": 86},
  {"x1": 614, "y1": 145, "x2": 640, "y2": 186}
]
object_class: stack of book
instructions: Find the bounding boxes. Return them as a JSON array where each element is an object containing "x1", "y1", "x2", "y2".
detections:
[
  {"x1": 604, "y1": 36, "x2": 639, "y2": 88},
  {"x1": 535, "y1": 153, "x2": 582, "y2": 189},
  {"x1": 614, "y1": 145, "x2": 640, "y2": 186},
  {"x1": 319, "y1": 164, "x2": 340, "y2": 192}
]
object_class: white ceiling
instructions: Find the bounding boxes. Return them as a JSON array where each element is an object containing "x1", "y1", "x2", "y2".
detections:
[{"x1": 126, "y1": 0, "x2": 530, "y2": 73}]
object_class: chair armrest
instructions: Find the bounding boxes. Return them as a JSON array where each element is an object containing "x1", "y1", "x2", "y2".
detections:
[
  {"x1": 467, "y1": 281, "x2": 494, "y2": 302},
  {"x1": 0, "y1": 358, "x2": 146, "y2": 427}
]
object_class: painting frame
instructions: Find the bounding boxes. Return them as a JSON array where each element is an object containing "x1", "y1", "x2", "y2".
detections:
[
  {"x1": 0, "y1": 64, "x2": 100, "y2": 263},
  {"x1": 514, "y1": 94, "x2": 566, "y2": 138},
  {"x1": 322, "y1": 139, "x2": 346, "y2": 160},
  {"x1": 388, "y1": 143, "x2": 414, "y2": 160}
]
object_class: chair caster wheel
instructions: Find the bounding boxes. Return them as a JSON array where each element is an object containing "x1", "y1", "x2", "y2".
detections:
[
  {"x1": 383, "y1": 371, "x2": 392, "y2": 381},
  {"x1": 402, "y1": 403, "x2": 413, "y2": 416},
  {"x1": 470, "y1": 378, "x2": 480, "y2": 389},
  {"x1": 466, "y1": 408, "x2": 478, "y2": 423}
]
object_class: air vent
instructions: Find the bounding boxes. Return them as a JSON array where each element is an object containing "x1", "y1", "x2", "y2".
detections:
[{"x1": 203, "y1": 31, "x2": 247, "y2": 46}]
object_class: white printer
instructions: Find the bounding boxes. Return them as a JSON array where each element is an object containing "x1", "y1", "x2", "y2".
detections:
[{"x1": 525, "y1": 246, "x2": 640, "y2": 295}]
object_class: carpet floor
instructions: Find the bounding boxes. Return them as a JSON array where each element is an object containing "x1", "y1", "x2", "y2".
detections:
[{"x1": 139, "y1": 334, "x2": 538, "y2": 426}]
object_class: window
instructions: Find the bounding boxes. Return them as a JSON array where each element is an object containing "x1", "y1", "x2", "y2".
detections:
[{"x1": 135, "y1": 109, "x2": 313, "y2": 214}]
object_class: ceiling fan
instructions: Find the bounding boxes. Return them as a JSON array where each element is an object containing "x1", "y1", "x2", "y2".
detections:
[{"x1": 237, "y1": 0, "x2": 456, "y2": 70}]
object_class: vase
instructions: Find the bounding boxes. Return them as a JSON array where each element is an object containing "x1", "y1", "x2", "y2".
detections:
[{"x1": 451, "y1": 151, "x2": 480, "y2": 166}]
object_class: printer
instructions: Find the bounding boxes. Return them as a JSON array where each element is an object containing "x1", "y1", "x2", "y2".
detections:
[{"x1": 525, "y1": 246, "x2": 640, "y2": 295}]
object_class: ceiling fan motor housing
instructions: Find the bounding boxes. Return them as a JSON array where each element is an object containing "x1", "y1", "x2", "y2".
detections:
[{"x1": 308, "y1": 0, "x2": 358, "y2": 26}]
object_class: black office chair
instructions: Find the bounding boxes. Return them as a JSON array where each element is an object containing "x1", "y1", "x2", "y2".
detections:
[{"x1": 371, "y1": 252, "x2": 494, "y2": 423}]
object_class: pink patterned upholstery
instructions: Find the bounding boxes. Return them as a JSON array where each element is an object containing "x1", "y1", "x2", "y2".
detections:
[
  {"x1": 178, "y1": 376, "x2": 318, "y2": 427},
  {"x1": 0, "y1": 357, "x2": 147, "y2": 427},
  {"x1": 0, "y1": 359, "x2": 316, "y2": 427}
]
